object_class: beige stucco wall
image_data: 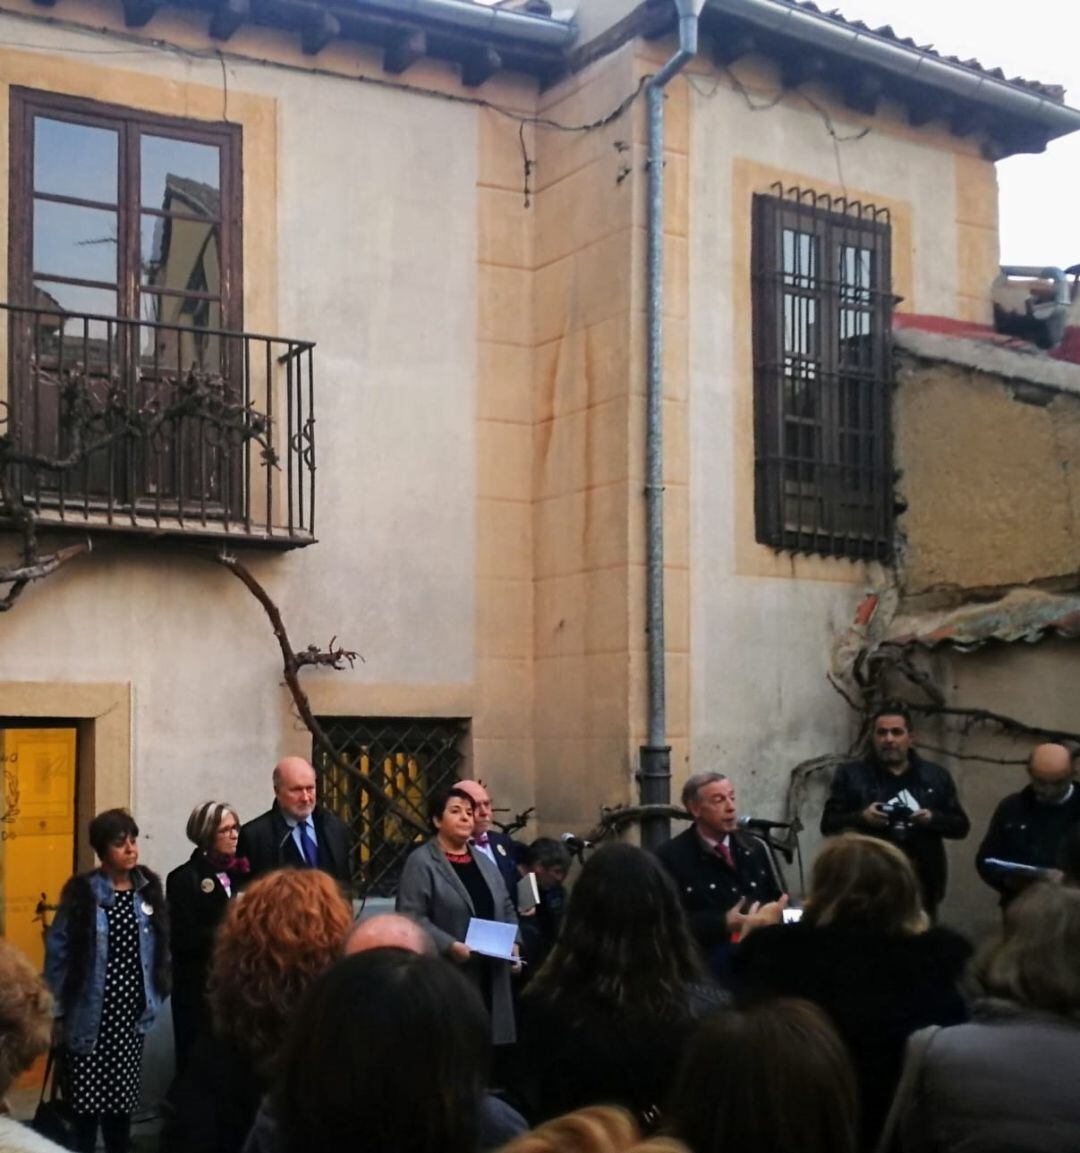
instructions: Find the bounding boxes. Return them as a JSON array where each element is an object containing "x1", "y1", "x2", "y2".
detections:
[
  {"x1": 685, "y1": 47, "x2": 1000, "y2": 831},
  {"x1": 0, "y1": 8, "x2": 491, "y2": 871},
  {"x1": 0, "y1": 2, "x2": 1017, "y2": 885},
  {"x1": 895, "y1": 356, "x2": 1080, "y2": 596}
]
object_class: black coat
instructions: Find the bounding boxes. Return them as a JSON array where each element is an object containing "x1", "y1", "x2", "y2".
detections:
[
  {"x1": 975, "y1": 784, "x2": 1080, "y2": 904},
  {"x1": 475, "y1": 829, "x2": 522, "y2": 895},
  {"x1": 237, "y1": 802, "x2": 352, "y2": 889},
  {"x1": 165, "y1": 850, "x2": 236, "y2": 1070},
  {"x1": 732, "y1": 922, "x2": 971, "y2": 1150},
  {"x1": 821, "y1": 752, "x2": 970, "y2": 911},
  {"x1": 514, "y1": 982, "x2": 727, "y2": 1127},
  {"x1": 654, "y1": 825, "x2": 783, "y2": 963}
]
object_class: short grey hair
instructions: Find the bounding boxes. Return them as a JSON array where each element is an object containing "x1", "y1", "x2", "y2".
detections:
[
  {"x1": 681, "y1": 771, "x2": 728, "y2": 809},
  {"x1": 186, "y1": 801, "x2": 240, "y2": 850}
]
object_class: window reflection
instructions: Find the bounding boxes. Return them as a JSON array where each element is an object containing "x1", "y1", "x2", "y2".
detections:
[
  {"x1": 33, "y1": 117, "x2": 118, "y2": 204},
  {"x1": 33, "y1": 201, "x2": 118, "y2": 284},
  {"x1": 140, "y1": 136, "x2": 220, "y2": 211}
]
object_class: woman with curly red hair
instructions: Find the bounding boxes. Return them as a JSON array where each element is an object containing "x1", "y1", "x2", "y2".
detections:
[{"x1": 161, "y1": 869, "x2": 352, "y2": 1153}]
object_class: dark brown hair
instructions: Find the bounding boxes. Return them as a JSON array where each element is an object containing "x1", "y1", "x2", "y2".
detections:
[
  {"x1": 527, "y1": 843, "x2": 706, "y2": 1020},
  {"x1": 664, "y1": 998, "x2": 858, "y2": 1153}
]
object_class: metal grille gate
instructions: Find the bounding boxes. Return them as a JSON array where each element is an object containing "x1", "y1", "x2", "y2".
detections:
[{"x1": 314, "y1": 717, "x2": 468, "y2": 896}]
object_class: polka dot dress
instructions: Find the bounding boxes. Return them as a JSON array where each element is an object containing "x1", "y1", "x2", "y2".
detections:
[{"x1": 68, "y1": 890, "x2": 147, "y2": 1115}]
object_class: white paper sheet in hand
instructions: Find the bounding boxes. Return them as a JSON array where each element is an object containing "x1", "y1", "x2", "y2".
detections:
[{"x1": 465, "y1": 918, "x2": 518, "y2": 961}]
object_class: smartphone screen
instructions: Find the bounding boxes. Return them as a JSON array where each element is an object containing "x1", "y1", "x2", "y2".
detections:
[{"x1": 782, "y1": 907, "x2": 804, "y2": 924}]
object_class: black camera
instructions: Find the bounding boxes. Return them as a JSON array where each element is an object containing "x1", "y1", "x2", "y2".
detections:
[{"x1": 878, "y1": 800, "x2": 914, "y2": 839}]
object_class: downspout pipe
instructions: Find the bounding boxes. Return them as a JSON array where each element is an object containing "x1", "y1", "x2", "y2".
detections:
[{"x1": 639, "y1": 0, "x2": 702, "y2": 853}]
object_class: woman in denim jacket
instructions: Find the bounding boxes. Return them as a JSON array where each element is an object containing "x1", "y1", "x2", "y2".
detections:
[{"x1": 44, "y1": 809, "x2": 170, "y2": 1153}]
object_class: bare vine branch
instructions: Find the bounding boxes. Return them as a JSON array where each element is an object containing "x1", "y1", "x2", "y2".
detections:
[{"x1": 212, "y1": 550, "x2": 428, "y2": 839}]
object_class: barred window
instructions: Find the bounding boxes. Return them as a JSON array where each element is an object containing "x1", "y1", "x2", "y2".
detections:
[
  {"x1": 751, "y1": 186, "x2": 894, "y2": 561},
  {"x1": 314, "y1": 717, "x2": 468, "y2": 896}
]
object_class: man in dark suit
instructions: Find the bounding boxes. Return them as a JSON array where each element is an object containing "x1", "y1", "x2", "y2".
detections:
[
  {"x1": 656, "y1": 771, "x2": 786, "y2": 977},
  {"x1": 237, "y1": 756, "x2": 352, "y2": 890},
  {"x1": 821, "y1": 701, "x2": 969, "y2": 918},
  {"x1": 456, "y1": 778, "x2": 520, "y2": 895},
  {"x1": 976, "y1": 742, "x2": 1080, "y2": 907}
]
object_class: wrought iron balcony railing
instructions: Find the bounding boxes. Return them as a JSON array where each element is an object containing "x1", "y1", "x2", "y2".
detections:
[{"x1": 0, "y1": 302, "x2": 315, "y2": 546}]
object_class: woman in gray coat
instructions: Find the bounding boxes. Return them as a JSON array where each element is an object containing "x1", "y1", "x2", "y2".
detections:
[
  {"x1": 396, "y1": 787, "x2": 519, "y2": 1044},
  {"x1": 886, "y1": 881, "x2": 1080, "y2": 1153}
]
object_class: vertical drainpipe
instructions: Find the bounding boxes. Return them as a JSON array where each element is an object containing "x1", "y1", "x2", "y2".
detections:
[{"x1": 639, "y1": 0, "x2": 703, "y2": 853}]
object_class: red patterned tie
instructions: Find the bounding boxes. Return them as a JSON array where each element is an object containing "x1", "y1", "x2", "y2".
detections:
[{"x1": 715, "y1": 840, "x2": 734, "y2": 868}]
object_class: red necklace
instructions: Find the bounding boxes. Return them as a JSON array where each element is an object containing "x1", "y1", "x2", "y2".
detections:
[{"x1": 442, "y1": 847, "x2": 472, "y2": 864}]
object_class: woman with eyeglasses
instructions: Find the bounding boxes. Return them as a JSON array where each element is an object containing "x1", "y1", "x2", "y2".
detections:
[
  {"x1": 44, "y1": 808, "x2": 170, "y2": 1153},
  {"x1": 166, "y1": 801, "x2": 248, "y2": 1074}
]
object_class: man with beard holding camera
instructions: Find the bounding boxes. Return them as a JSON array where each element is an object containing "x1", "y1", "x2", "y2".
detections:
[{"x1": 821, "y1": 702, "x2": 970, "y2": 917}]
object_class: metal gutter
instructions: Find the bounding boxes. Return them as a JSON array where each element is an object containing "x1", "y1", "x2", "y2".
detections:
[
  {"x1": 705, "y1": 0, "x2": 1080, "y2": 138},
  {"x1": 639, "y1": 0, "x2": 703, "y2": 853},
  {"x1": 359, "y1": 0, "x2": 578, "y2": 47}
]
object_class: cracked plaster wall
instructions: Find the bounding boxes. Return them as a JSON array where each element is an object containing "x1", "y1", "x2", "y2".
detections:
[{"x1": 894, "y1": 356, "x2": 1080, "y2": 597}]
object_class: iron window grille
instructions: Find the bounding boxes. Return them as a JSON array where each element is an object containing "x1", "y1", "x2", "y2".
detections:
[
  {"x1": 314, "y1": 717, "x2": 468, "y2": 896},
  {"x1": 752, "y1": 184, "x2": 895, "y2": 561}
]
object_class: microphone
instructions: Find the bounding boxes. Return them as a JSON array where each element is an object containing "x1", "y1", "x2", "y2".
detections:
[
  {"x1": 561, "y1": 833, "x2": 593, "y2": 853},
  {"x1": 736, "y1": 816, "x2": 793, "y2": 832}
]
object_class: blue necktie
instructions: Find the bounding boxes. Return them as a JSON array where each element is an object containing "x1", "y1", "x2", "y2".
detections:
[{"x1": 299, "y1": 820, "x2": 318, "y2": 867}]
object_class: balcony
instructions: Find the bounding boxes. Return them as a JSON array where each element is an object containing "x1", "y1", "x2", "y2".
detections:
[{"x1": 0, "y1": 302, "x2": 315, "y2": 547}]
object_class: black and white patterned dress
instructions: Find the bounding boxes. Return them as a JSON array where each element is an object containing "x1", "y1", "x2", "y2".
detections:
[{"x1": 68, "y1": 889, "x2": 147, "y2": 1115}]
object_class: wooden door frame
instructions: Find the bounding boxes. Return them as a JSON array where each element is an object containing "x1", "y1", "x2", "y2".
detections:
[{"x1": 0, "y1": 682, "x2": 130, "y2": 871}]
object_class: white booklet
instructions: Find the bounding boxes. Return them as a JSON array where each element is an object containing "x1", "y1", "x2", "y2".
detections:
[{"x1": 465, "y1": 917, "x2": 518, "y2": 961}]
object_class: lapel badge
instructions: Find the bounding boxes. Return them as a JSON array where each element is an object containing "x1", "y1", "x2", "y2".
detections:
[
  {"x1": 200, "y1": 878, "x2": 215, "y2": 894},
  {"x1": 140, "y1": 900, "x2": 154, "y2": 916},
  {"x1": 496, "y1": 843, "x2": 507, "y2": 857}
]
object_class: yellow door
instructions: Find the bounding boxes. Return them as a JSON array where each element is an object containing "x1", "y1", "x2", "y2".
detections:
[{"x1": 0, "y1": 727, "x2": 77, "y2": 970}]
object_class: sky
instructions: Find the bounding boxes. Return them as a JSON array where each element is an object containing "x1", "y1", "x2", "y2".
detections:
[{"x1": 806, "y1": 0, "x2": 1080, "y2": 268}]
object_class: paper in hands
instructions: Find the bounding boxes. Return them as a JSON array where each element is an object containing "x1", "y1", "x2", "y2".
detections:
[{"x1": 464, "y1": 917, "x2": 519, "y2": 961}]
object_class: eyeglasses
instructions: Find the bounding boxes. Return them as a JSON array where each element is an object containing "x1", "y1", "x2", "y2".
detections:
[
  {"x1": 217, "y1": 825, "x2": 240, "y2": 837},
  {"x1": 875, "y1": 727, "x2": 908, "y2": 737}
]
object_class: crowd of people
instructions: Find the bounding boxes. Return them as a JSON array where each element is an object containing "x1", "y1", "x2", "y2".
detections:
[{"x1": 1, "y1": 703, "x2": 1079, "y2": 1153}]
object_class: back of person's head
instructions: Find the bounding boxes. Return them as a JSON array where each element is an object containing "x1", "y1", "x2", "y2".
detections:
[
  {"x1": 208, "y1": 868, "x2": 353, "y2": 1072},
  {"x1": 983, "y1": 882, "x2": 1080, "y2": 1018},
  {"x1": 525, "y1": 837, "x2": 572, "y2": 874},
  {"x1": 274, "y1": 949, "x2": 489, "y2": 1153},
  {"x1": 498, "y1": 1106, "x2": 640, "y2": 1153},
  {"x1": 0, "y1": 940, "x2": 53, "y2": 1099},
  {"x1": 804, "y1": 833, "x2": 926, "y2": 935},
  {"x1": 664, "y1": 999, "x2": 858, "y2": 1153},
  {"x1": 528, "y1": 842, "x2": 704, "y2": 1017}
]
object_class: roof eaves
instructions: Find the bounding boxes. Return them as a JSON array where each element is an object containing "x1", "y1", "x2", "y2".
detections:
[{"x1": 698, "y1": 0, "x2": 1080, "y2": 157}]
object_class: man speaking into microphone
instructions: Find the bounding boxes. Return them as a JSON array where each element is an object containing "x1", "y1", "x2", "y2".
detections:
[{"x1": 655, "y1": 771, "x2": 786, "y2": 977}]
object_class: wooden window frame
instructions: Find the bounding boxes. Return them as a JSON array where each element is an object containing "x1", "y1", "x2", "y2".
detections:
[
  {"x1": 751, "y1": 187, "x2": 894, "y2": 562},
  {"x1": 10, "y1": 87, "x2": 243, "y2": 330},
  {"x1": 8, "y1": 88, "x2": 244, "y2": 515}
]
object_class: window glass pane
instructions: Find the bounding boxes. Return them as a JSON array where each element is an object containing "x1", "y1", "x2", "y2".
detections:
[
  {"x1": 140, "y1": 213, "x2": 221, "y2": 294},
  {"x1": 839, "y1": 245, "x2": 873, "y2": 303},
  {"x1": 783, "y1": 229, "x2": 816, "y2": 288},
  {"x1": 32, "y1": 280, "x2": 118, "y2": 363},
  {"x1": 33, "y1": 200, "x2": 118, "y2": 283},
  {"x1": 33, "y1": 280, "x2": 116, "y2": 318},
  {"x1": 138, "y1": 291, "x2": 222, "y2": 372},
  {"x1": 33, "y1": 117, "x2": 118, "y2": 204},
  {"x1": 141, "y1": 136, "x2": 221, "y2": 215},
  {"x1": 783, "y1": 295, "x2": 817, "y2": 357}
]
